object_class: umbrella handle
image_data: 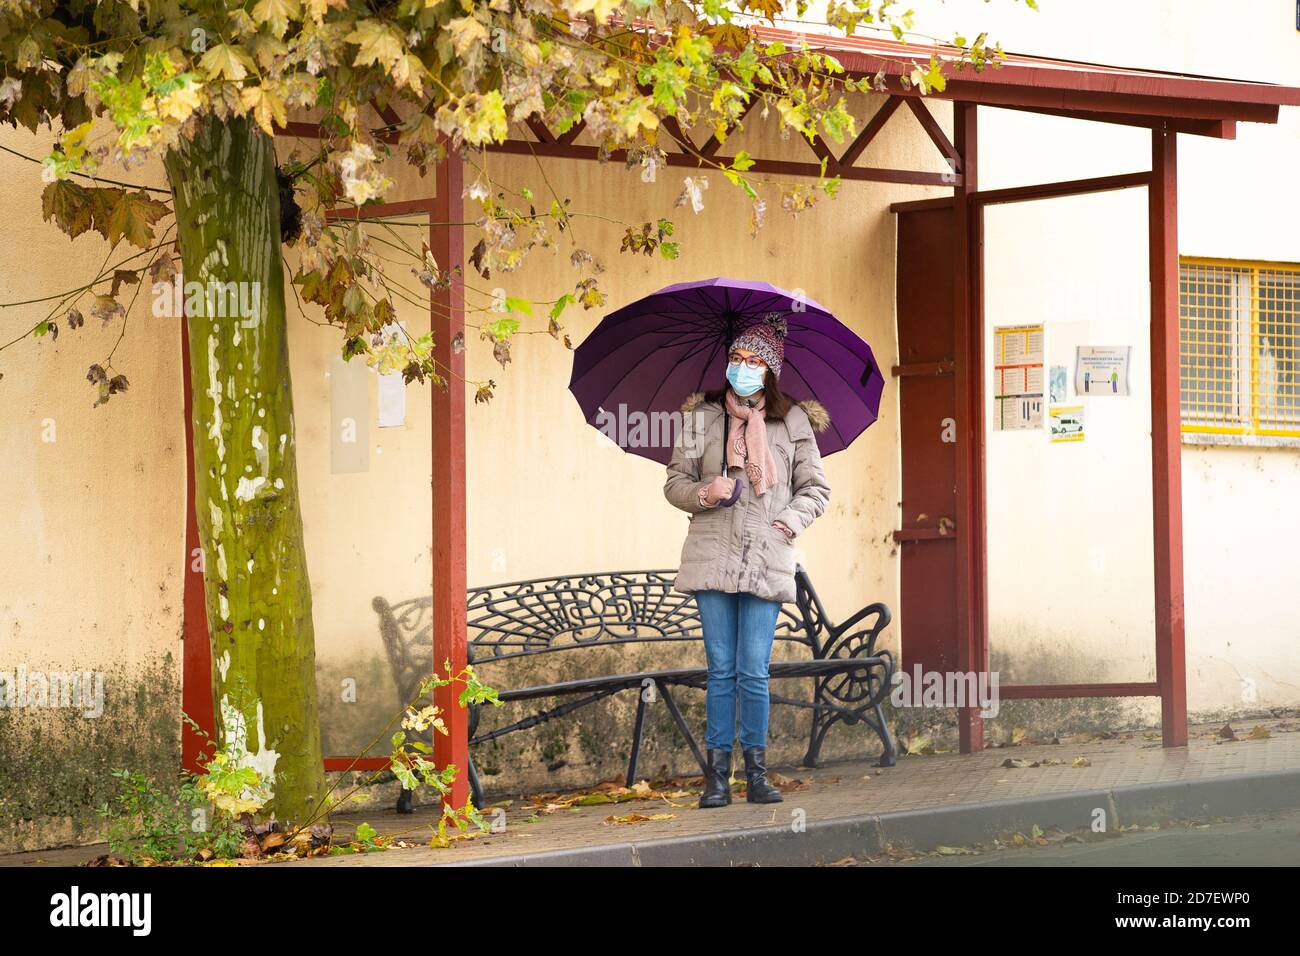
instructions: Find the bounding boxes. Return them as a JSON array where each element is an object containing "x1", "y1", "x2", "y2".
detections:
[{"x1": 719, "y1": 474, "x2": 743, "y2": 507}]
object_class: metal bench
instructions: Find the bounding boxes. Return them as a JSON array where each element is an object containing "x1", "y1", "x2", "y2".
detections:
[{"x1": 372, "y1": 567, "x2": 895, "y2": 810}]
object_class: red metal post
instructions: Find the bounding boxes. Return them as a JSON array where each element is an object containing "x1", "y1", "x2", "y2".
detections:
[
  {"x1": 1149, "y1": 126, "x2": 1189, "y2": 747},
  {"x1": 430, "y1": 143, "x2": 470, "y2": 806},
  {"x1": 180, "y1": 314, "x2": 216, "y2": 771},
  {"x1": 952, "y1": 102, "x2": 988, "y2": 753}
]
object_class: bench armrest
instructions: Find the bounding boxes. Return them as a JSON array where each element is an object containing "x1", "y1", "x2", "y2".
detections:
[{"x1": 823, "y1": 601, "x2": 891, "y2": 660}]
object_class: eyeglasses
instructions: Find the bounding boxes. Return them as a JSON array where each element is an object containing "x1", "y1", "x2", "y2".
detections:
[{"x1": 728, "y1": 352, "x2": 767, "y2": 370}]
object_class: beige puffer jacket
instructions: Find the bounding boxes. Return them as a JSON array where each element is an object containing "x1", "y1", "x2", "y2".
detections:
[{"x1": 664, "y1": 391, "x2": 832, "y2": 604}]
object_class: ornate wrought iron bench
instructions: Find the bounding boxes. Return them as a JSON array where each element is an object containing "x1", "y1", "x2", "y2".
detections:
[{"x1": 372, "y1": 567, "x2": 895, "y2": 811}]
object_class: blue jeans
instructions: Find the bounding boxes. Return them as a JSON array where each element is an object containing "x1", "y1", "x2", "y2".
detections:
[{"x1": 694, "y1": 590, "x2": 782, "y2": 751}]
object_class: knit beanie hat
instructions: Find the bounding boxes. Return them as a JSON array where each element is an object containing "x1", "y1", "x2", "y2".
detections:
[{"x1": 729, "y1": 312, "x2": 788, "y2": 379}]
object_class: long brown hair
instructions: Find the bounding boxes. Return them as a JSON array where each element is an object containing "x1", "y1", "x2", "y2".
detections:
[{"x1": 702, "y1": 367, "x2": 794, "y2": 421}]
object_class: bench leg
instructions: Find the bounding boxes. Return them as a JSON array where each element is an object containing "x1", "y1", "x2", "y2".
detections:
[
  {"x1": 872, "y1": 696, "x2": 897, "y2": 768},
  {"x1": 467, "y1": 752, "x2": 485, "y2": 809},
  {"x1": 626, "y1": 691, "x2": 649, "y2": 787},
  {"x1": 802, "y1": 683, "x2": 833, "y2": 769},
  {"x1": 655, "y1": 680, "x2": 708, "y2": 777},
  {"x1": 803, "y1": 665, "x2": 898, "y2": 769}
]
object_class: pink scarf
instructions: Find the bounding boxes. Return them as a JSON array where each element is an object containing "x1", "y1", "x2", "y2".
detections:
[{"x1": 724, "y1": 387, "x2": 778, "y2": 497}]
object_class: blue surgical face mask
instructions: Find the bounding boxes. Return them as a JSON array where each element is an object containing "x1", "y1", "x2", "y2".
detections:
[{"x1": 726, "y1": 361, "x2": 766, "y2": 397}]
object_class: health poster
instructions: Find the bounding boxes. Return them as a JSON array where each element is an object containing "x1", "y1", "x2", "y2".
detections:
[
  {"x1": 994, "y1": 324, "x2": 1044, "y2": 430},
  {"x1": 1049, "y1": 404, "x2": 1086, "y2": 442},
  {"x1": 1075, "y1": 345, "x2": 1131, "y2": 396}
]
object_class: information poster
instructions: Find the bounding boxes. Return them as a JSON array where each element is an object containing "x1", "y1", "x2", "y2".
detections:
[
  {"x1": 994, "y1": 323, "x2": 1045, "y2": 430},
  {"x1": 1049, "y1": 404, "x2": 1086, "y2": 442},
  {"x1": 1075, "y1": 345, "x2": 1131, "y2": 396}
]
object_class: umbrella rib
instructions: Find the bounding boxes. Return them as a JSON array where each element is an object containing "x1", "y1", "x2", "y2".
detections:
[{"x1": 783, "y1": 345, "x2": 872, "y2": 448}]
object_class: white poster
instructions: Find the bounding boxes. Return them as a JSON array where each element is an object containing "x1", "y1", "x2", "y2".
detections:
[{"x1": 1075, "y1": 345, "x2": 1131, "y2": 396}]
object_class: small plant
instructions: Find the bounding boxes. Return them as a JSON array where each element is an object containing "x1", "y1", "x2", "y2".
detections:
[
  {"x1": 95, "y1": 768, "x2": 245, "y2": 865},
  {"x1": 289, "y1": 661, "x2": 502, "y2": 848},
  {"x1": 93, "y1": 662, "x2": 499, "y2": 864}
]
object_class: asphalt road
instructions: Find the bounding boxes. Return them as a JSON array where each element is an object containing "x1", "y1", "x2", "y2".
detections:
[{"x1": 882, "y1": 808, "x2": 1300, "y2": 866}]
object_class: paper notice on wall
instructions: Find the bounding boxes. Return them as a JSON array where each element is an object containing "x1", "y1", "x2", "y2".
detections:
[
  {"x1": 994, "y1": 323, "x2": 1045, "y2": 430},
  {"x1": 1075, "y1": 345, "x2": 1131, "y2": 396},
  {"x1": 376, "y1": 321, "x2": 408, "y2": 428},
  {"x1": 1049, "y1": 404, "x2": 1085, "y2": 442},
  {"x1": 1049, "y1": 365, "x2": 1067, "y2": 403},
  {"x1": 377, "y1": 371, "x2": 406, "y2": 427}
]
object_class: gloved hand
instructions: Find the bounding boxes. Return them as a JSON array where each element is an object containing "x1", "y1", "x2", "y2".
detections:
[{"x1": 701, "y1": 475, "x2": 739, "y2": 506}]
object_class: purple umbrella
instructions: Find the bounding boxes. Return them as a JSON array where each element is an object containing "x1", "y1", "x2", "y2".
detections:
[{"x1": 569, "y1": 276, "x2": 885, "y2": 464}]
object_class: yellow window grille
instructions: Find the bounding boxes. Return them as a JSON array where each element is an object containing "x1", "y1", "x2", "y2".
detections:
[{"x1": 1180, "y1": 258, "x2": 1300, "y2": 438}]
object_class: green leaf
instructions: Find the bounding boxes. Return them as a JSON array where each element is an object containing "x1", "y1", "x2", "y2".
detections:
[{"x1": 549, "y1": 294, "x2": 574, "y2": 320}]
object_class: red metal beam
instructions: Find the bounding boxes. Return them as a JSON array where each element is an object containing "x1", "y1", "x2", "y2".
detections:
[
  {"x1": 971, "y1": 171, "x2": 1151, "y2": 206},
  {"x1": 951, "y1": 102, "x2": 987, "y2": 754},
  {"x1": 180, "y1": 313, "x2": 215, "y2": 773},
  {"x1": 992, "y1": 102, "x2": 1236, "y2": 139},
  {"x1": 1149, "y1": 127, "x2": 1189, "y2": 748},
  {"x1": 430, "y1": 146, "x2": 470, "y2": 808},
  {"x1": 323, "y1": 757, "x2": 390, "y2": 772},
  {"x1": 889, "y1": 196, "x2": 954, "y2": 214},
  {"x1": 697, "y1": 98, "x2": 756, "y2": 157},
  {"x1": 1000, "y1": 682, "x2": 1161, "y2": 700},
  {"x1": 841, "y1": 95, "x2": 903, "y2": 168},
  {"x1": 904, "y1": 96, "x2": 962, "y2": 172},
  {"x1": 482, "y1": 138, "x2": 960, "y2": 186}
]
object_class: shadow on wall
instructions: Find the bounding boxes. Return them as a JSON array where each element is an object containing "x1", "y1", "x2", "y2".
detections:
[{"x1": 0, "y1": 655, "x2": 181, "y2": 855}]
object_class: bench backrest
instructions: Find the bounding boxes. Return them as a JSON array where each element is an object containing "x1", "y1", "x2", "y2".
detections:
[{"x1": 373, "y1": 569, "x2": 825, "y2": 706}]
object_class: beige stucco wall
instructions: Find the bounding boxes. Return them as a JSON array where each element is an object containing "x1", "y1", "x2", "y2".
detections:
[
  {"x1": 3, "y1": 0, "x2": 1300, "y2": 849},
  {"x1": 0, "y1": 134, "x2": 184, "y2": 850}
]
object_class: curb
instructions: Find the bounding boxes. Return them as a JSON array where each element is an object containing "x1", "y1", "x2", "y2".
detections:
[{"x1": 438, "y1": 768, "x2": 1300, "y2": 867}]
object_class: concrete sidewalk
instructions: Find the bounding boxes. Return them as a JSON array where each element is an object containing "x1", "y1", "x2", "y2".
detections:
[
  {"x1": 291, "y1": 715, "x2": 1300, "y2": 867},
  {"x1": 6, "y1": 716, "x2": 1298, "y2": 868}
]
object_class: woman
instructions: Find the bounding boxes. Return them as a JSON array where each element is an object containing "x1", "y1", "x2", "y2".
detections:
[{"x1": 663, "y1": 314, "x2": 831, "y2": 808}]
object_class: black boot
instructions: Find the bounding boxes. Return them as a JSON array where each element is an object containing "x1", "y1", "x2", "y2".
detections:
[
  {"x1": 743, "y1": 747, "x2": 784, "y2": 804},
  {"x1": 698, "y1": 749, "x2": 733, "y2": 808}
]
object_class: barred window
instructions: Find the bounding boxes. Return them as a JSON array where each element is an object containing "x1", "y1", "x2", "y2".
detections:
[{"x1": 1180, "y1": 258, "x2": 1300, "y2": 440}]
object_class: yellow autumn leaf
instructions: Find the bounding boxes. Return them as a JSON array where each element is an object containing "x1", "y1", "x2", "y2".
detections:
[
  {"x1": 391, "y1": 53, "x2": 430, "y2": 96},
  {"x1": 200, "y1": 44, "x2": 256, "y2": 82},
  {"x1": 347, "y1": 19, "x2": 405, "y2": 70},
  {"x1": 621, "y1": 96, "x2": 659, "y2": 137},
  {"x1": 251, "y1": 0, "x2": 300, "y2": 38},
  {"x1": 303, "y1": 0, "x2": 345, "y2": 22},
  {"x1": 157, "y1": 82, "x2": 202, "y2": 123},
  {"x1": 591, "y1": 64, "x2": 622, "y2": 88},
  {"x1": 447, "y1": 15, "x2": 490, "y2": 55},
  {"x1": 240, "y1": 84, "x2": 288, "y2": 135},
  {"x1": 567, "y1": 0, "x2": 623, "y2": 24}
]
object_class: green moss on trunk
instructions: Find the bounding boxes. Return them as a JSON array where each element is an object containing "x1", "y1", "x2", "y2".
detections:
[{"x1": 164, "y1": 115, "x2": 325, "y2": 822}]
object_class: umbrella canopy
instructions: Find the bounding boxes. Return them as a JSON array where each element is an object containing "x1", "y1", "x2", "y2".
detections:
[{"x1": 569, "y1": 276, "x2": 885, "y2": 464}]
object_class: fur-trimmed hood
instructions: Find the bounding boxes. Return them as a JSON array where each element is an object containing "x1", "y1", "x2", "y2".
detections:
[{"x1": 679, "y1": 391, "x2": 830, "y2": 433}]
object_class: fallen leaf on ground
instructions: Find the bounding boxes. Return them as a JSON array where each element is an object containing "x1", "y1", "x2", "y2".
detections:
[{"x1": 603, "y1": 812, "x2": 675, "y2": 825}]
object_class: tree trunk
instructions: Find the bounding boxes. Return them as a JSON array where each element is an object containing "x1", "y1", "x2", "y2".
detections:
[{"x1": 164, "y1": 115, "x2": 326, "y2": 822}]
